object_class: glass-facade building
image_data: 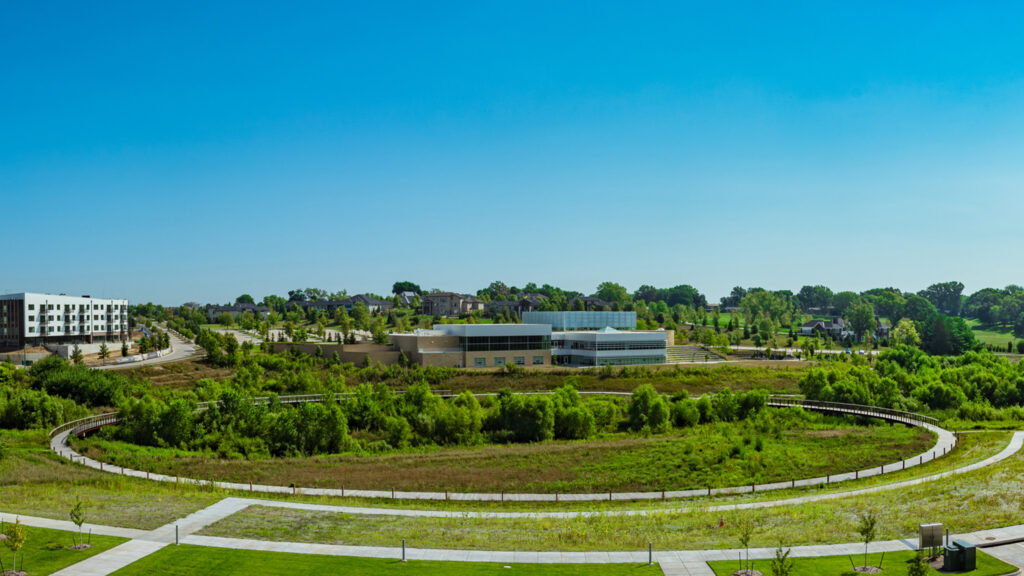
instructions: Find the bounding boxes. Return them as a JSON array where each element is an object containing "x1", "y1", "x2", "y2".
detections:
[
  {"x1": 521, "y1": 311, "x2": 636, "y2": 331},
  {"x1": 551, "y1": 328, "x2": 667, "y2": 366}
]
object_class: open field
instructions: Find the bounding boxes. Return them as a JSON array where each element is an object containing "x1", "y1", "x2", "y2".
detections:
[
  {"x1": 708, "y1": 550, "x2": 1017, "y2": 576},
  {"x1": 196, "y1": 436, "x2": 1024, "y2": 552},
  {"x1": 965, "y1": 318, "x2": 1021, "y2": 349},
  {"x1": 120, "y1": 358, "x2": 234, "y2": 391},
  {"x1": 109, "y1": 544, "x2": 660, "y2": 576},
  {"x1": 75, "y1": 418, "x2": 932, "y2": 493},
  {"x1": 0, "y1": 430, "x2": 224, "y2": 530},
  {"x1": 0, "y1": 523, "x2": 126, "y2": 575}
]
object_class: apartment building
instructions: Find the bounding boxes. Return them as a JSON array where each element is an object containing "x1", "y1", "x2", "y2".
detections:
[{"x1": 0, "y1": 292, "x2": 129, "y2": 349}]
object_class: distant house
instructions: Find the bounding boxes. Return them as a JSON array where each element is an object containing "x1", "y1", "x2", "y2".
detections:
[
  {"x1": 421, "y1": 292, "x2": 484, "y2": 317},
  {"x1": 875, "y1": 321, "x2": 891, "y2": 340},
  {"x1": 207, "y1": 303, "x2": 270, "y2": 321},
  {"x1": 397, "y1": 291, "x2": 418, "y2": 306},
  {"x1": 299, "y1": 294, "x2": 393, "y2": 315},
  {"x1": 485, "y1": 294, "x2": 548, "y2": 317},
  {"x1": 343, "y1": 294, "x2": 393, "y2": 314},
  {"x1": 569, "y1": 296, "x2": 613, "y2": 311},
  {"x1": 800, "y1": 317, "x2": 847, "y2": 338}
]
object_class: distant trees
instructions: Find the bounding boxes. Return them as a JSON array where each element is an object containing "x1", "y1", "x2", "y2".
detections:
[
  {"x1": 235, "y1": 294, "x2": 255, "y2": 305},
  {"x1": 847, "y1": 301, "x2": 876, "y2": 341},
  {"x1": 796, "y1": 285, "x2": 833, "y2": 311},
  {"x1": 890, "y1": 318, "x2": 921, "y2": 348},
  {"x1": 217, "y1": 312, "x2": 234, "y2": 327},
  {"x1": 392, "y1": 281, "x2": 422, "y2": 295},
  {"x1": 918, "y1": 281, "x2": 965, "y2": 316},
  {"x1": 593, "y1": 282, "x2": 631, "y2": 310}
]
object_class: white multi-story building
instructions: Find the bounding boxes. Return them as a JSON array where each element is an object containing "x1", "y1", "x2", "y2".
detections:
[
  {"x1": 551, "y1": 327, "x2": 668, "y2": 367},
  {"x1": 0, "y1": 292, "x2": 129, "y2": 350}
]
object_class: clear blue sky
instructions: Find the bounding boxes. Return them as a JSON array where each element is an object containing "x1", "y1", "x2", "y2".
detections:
[{"x1": 3, "y1": 2, "x2": 1024, "y2": 305}]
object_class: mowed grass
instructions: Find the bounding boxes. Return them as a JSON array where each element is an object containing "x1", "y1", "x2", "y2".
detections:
[
  {"x1": 964, "y1": 318, "x2": 1020, "y2": 349},
  {"x1": 0, "y1": 429, "x2": 224, "y2": 530},
  {"x1": 708, "y1": 550, "x2": 1017, "y2": 576},
  {"x1": 197, "y1": 437, "x2": 1024, "y2": 552},
  {"x1": 109, "y1": 544, "x2": 660, "y2": 576},
  {"x1": 0, "y1": 523, "x2": 126, "y2": 575},
  {"x1": 76, "y1": 417, "x2": 933, "y2": 493}
]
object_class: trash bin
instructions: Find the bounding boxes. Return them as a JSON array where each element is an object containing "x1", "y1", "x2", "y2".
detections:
[
  {"x1": 953, "y1": 539, "x2": 976, "y2": 571},
  {"x1": 945, "y1": 542, "x2": 964, "y2": 572}
]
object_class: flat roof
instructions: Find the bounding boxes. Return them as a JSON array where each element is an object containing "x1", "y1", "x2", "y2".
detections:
[{"x1": 435, "y1": 323, "x2": 552, "y2": 337}]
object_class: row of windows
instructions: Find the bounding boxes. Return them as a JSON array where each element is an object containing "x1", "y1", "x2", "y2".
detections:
[
  {"x1": 551, "y1": 340, "x2": 666, "y2": 351},
  {"x1": 554, "y1": 354, "x2": 664, "y2": 367},
  {"x1": 26, "y1": 314, "x2": 119, "y2": 322},
  {"x1": 461, "y1": 336, "x2": 551, "y2": 352},
  {"x1": 28, "y1": 325, "x2": 123, "y2": 334},
  {"x1": 473, "y1": 356, "x2": 545, "y2": 367},
  {"x1": 27, "y1": 303, "x2": 126, "y2": 311}
]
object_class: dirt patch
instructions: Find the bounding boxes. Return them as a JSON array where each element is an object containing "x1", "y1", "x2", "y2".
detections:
[
  {"x1": 853, "y1": 566, "x2": 882, "y2": 573},
  {"x1": 733, "y1": 570, "x2": 763, "y2": 576},
  {"x1": 2, "y1": 570, "x2": 28, "y2": 576},
  {"x1": 68, "y1": 543, "x2": 92, "y2": 550}
]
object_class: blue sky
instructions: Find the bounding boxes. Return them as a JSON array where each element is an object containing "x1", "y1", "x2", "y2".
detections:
[{"x1": 3, "y1": 2, "x2": 1024, "y2": 305}]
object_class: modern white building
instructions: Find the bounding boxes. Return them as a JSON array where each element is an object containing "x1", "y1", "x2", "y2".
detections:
[
  {"x1": 551, "y1": 327, "x2": 667, "y2": 367},
  {"x1": 0, "y1": 292, "x2": 130, "y2": 350}
]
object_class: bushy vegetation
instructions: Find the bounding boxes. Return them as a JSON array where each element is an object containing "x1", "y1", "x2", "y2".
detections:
[{"x1": 799, "y1": 345, "x2": 1024, "y2": 419}]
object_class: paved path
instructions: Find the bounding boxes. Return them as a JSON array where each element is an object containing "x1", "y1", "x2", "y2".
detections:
[
  {"x1": 49, "y1": 428, "x2": 1006, "y2": 522},
  {"x1": 94, "y1": 329, "x2": 197, "y2": 370},
  {"x1": 9, "y1": 485, "x2": 1024, "y2": 575},
  {"x1": 49, "y1": 400, "x2": 958, "y2": 504}
]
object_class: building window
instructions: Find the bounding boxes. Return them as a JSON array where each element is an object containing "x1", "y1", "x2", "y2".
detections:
[
  {"x1": 48, "y1": 304, "x2": 53, "y2": 311},
  {"x1": 474, "y1": 357, "x2": 486, "y2": 367},
  {"x1": 28, "y1": 304, "x2": 34, "y2": 310},
  {"x1": 533, "y1": 356, "x2": 544, "y2": 365},
  {"x1": 493, "y1": 357, "x2": 506, "y2": 366},
  {"x1": 513, "y1": 356, "x2": 525, "y2": 366},
  {"x1": 29, "y1": 327, "x2": 35, "y2": 333},
  {"x1": 48, "y1": 326, "x2": 54, "y2": 333},
  {"x1": 28, "y1": 316, "x2": 34, "y2": 321}
]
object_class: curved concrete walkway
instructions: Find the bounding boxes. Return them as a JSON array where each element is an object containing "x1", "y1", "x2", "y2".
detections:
[
  {"x1": 49, "y1": 399, "x2": 957, "y2": 503},
  {"x1": 117, "y1": 431, "x2": 1021, "y2": 520}
]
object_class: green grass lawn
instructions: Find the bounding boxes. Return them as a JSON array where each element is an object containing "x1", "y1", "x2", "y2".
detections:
[
  {"x1": 76, "y1": 416, "x2": 933, "y2": 493},
  {"x1": 708, "y1": 549, "x2": 1017, "y2": 576},
  {"x1": 0, "y1": 523, "x2": 126, "y2": 575},
  {"x1": 109, "y1": 544, "x2": 660, "y2": 576},
  {"x1": 964, "y1": 318, "x2": 1020, "y2": 349}
]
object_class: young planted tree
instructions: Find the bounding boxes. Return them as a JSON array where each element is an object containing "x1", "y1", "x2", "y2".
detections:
[
  {"x1": 71, "y1": 344, "x2": 84, "y2": 365},
  {"x1": 70, "y1": 497, "x2": 87, "y2": 547},
  {"x1": 3, "y1": 517, "x2": 26, "y2": 573},
  {"x1": 907, "y1": 551, "x2": 929, "y2": 576},
  {"x1": 856, "y1": 511, "x2": 878, "y2": 570},
  {"x1": 98, "y1": 343, "x2": 109, "y2": 365},
  {"x1": 769, "y1": 544, "x2": 795, "y2": 576},
  {"x1": 738, "y1": 516, "x2": 758, "y2": 573},
  {"x1": 121, "y1": 341, "x2": 129, "y2": 357}
]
